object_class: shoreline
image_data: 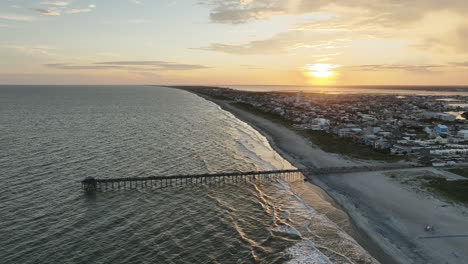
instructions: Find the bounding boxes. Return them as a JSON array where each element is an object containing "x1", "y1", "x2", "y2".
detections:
[
  {"x1": 182, "y1": 90, "x2": 395, "y2": 263},
  {"x1": 175, "y1": 87, "x2": 468, "y2": 264}
]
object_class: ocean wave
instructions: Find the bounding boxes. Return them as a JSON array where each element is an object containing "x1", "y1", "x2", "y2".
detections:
[
  {"x1": 284, "y1": 240, "x2": 332, "y2": 264},
  {"x1": 272, "y1": 224, "x2": 302, "y2": 239}
]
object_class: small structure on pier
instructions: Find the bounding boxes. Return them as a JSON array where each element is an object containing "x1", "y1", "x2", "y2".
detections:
[{"x1": 82, "y1": 176, "x2": 97, "y2": 192}]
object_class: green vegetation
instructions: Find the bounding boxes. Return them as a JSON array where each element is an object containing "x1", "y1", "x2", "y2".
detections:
[
  {"x1": 203, "y1": 93, "x2": 230, "y2": 100},
  {"x1": 232, "y1": 102, "x2": 293, "y2": 126},
  {"x1": 447, "y1": 167, "x2": 468, "y2": 178},
  {"x1": 232, "y1": 102, "x2": 402, "y2": 162},
  {"x1": 299, "y1": 130, "x2": 401, "y2": 161},
  {"x1": 424, "y1": 177, "x2": 468, "y2": 204},
  {"x1": 389, "y1": 172, "x2": 468, "y2": 205}
]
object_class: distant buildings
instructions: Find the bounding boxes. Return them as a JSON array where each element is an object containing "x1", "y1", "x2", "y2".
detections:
[
  {"x1": 195, "y1": 86, "x2": 468, "y2": 164},
  {"x1": 423, "y1": 111, "x2": 456, "y2": 121},
  {"x1": 311, "y1": 118, "x2": 330, "y2": 130},
  {"x1": 295, "y1": 92, "x2": 301, "y2": 103}
]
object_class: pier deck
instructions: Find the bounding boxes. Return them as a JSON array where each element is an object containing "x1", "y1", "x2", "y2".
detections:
[{"x1": 82, "y1": 164, "x2": 422, "y2": 192}]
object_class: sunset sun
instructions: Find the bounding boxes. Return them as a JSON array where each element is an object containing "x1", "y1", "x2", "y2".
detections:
[{"x1": 307, "y1": 64, "x2": 338, "y2": 78}]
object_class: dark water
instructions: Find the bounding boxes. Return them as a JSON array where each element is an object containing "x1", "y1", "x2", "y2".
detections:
[{"x1": 0, "y1": 86, "x2": 375, "y2": 263}]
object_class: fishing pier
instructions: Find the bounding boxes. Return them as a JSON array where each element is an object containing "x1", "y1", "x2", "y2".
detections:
[{"x1": 82, "y1": 164, "x2": 421, "y2": 192}]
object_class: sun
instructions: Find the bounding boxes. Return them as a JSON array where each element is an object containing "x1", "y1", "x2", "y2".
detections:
[{"x1": 306, "y1": 64, "x2": 338, "y2": 78}]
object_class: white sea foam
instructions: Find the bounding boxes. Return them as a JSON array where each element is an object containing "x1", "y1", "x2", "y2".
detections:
[
  {"x1": 208, "y1": 96, "x2": 376, "y2": 263},
  {"x1": 284, "y1": 240, "x2": 332, "y2": 264},
  {"x1": 227, "y1": 112, "x2": 295, "y2": 171},
  {"x1": 272, "y1": 224, "x2": 302, "y2": 238}
]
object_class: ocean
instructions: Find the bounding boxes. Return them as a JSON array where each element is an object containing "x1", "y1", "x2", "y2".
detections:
[{"x1": 0, "y1": 85, "x2": 374, "y2": 263}]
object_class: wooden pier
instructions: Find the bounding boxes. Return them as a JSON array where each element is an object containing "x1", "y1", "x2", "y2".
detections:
[
  {"x1": 81, "y1": 169, "x2": 304, "y2": 192},
  {"x1": 81, "y1": 164, "x2": 422, "y2": 192}
]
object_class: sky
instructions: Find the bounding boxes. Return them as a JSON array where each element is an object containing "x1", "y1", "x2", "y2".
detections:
[{"x1": 1, "y1": 0, "x2": 468, "y2": 85}]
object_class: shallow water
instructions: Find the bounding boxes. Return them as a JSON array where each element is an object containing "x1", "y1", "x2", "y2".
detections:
[{"x1": 0, "y1": 85, "x2": 374, "y2": 263}]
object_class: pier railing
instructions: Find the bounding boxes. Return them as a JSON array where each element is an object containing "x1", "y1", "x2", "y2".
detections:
[
  {"x1": 82, "y1": 169, "x2": 303, "y2": 191},
  {"x1": 81, "y1": 164, "x2": 422, "y2": 192}
]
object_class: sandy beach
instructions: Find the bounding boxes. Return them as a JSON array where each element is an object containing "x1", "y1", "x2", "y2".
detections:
[{"x1": 184, "y1": 90, "x2": 468, "y2": 264}]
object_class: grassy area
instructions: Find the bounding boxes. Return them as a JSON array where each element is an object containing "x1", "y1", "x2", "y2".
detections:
[
  {"x1": 232, "y1": 102, "x2": 402, "y2": 162},
  {"x1": 389, "y1": 172, "x2": 468, "y2": 205},
  {"x1": 299, "y1": 130, "x2": 401, "y2": 161},
  {"x1": 202, "y1": 93, "x2": 230, "y2": 100},
  {"x1": 447, "y1": 168, "x2": 468, "y2": 178},
  {"x1": 424, "y1": 177, "x2": 468, "y2": 204},
  {"x1": 232, "y1": 102, "x2": 294, "y2": 126}
]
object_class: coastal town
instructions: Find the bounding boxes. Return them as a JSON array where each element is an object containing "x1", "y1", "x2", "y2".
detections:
[{"x1": 188, "y1": 87, "x2": 468, "y2": 166}]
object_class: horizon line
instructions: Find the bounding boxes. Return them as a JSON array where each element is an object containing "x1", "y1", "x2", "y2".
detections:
[{"x1": 1, "y1": 84, "x2": 468, "y2": 87}]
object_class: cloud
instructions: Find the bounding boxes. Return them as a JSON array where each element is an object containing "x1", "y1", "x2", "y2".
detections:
[
  {"x1": 95, "y1": 61, "x2": 166, "y2": 65},
  {"x1": 343, "y1": 64, "x2": 446, "y2": 73},
  {"x1": 6, "y1": 45, "x2": 54, "y2": 55},
  {"x1": 450, "y1": 61, "x2": 468, "y2": 67},
  {"x1": 45, "y1": 61, "x2": 209, "y2": 71},
  {"x1": 33, "y1": 8, "x2": 61, "y2": 16},
  {"x1": 40, "y1": 1, "x2": 69, "y2": 6},
  {"x1": 195, "y1": 30, "x2": 347, "y2": 55},
  {"x1": 96, "y1": 61, "x2": 209, "y2": 70},
  {"x1": 201, "y1": 0, "x2": 468, "y2": 25},
  {"x1": 34, "y1": 2, "x2": 96, "y2": 16},
  {"x1": 239, "y1": 64, "x2": 263, "y2": 69},
  {"x1": 199, "y1": 1, "x2": 468, "y2": 58},
  {"x1": 455, "y1": 24, "x2": 468, "y2": 52},
  {"x1": 413, "y1": 23, "x2": 468, "y2": 54},
  {"x1": 46, "y1": 64, "x2": 117, "y2": 70},
  {"x1": 64, "y1": 8, "x2": 92, "y2": 14},
  {"x1": 0, "y1": 13, "x2": 35, "y2": 21}
]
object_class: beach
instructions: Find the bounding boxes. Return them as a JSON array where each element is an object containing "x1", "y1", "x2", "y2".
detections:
[{"x1": 183, "y1": 89, "x2": 468, "y2": 264}]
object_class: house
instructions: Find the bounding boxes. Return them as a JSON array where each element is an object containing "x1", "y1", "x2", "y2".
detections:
[
  {"x1": 432, "y1": 161, "x2": 455, "y2": 167},
  {"x1": 457, "y1": 130, "x2": 468, "y2": 140},
  {"x1": 362, "y1": 134, "x2": 377, "y2": 145},
  {"x1": 434, "y1": 124, "x2": 448, "y2": 134},
  {"x1": 435, "y1": 136, "x2": 448, "y2": 144},
  {"x1": 374, "y1": 137, "x2": 391, "y2": 149},
  {"x1": 338, "y1": 128, "x2": 352, "y2": 137},
  {"x1": 312, "y1": 118, "x2": 330, "y2": 128},
  {"x1": 423, "y1": 111, "x2": 456, "y2": 121},
  {"x1": 424, "y1": 127, "x2": 433, "y2": 135}
]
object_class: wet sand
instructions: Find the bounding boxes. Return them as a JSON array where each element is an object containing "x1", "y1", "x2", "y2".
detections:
[{"x1": 184, "y1": 91, "x2": 468, "y2": 264}]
